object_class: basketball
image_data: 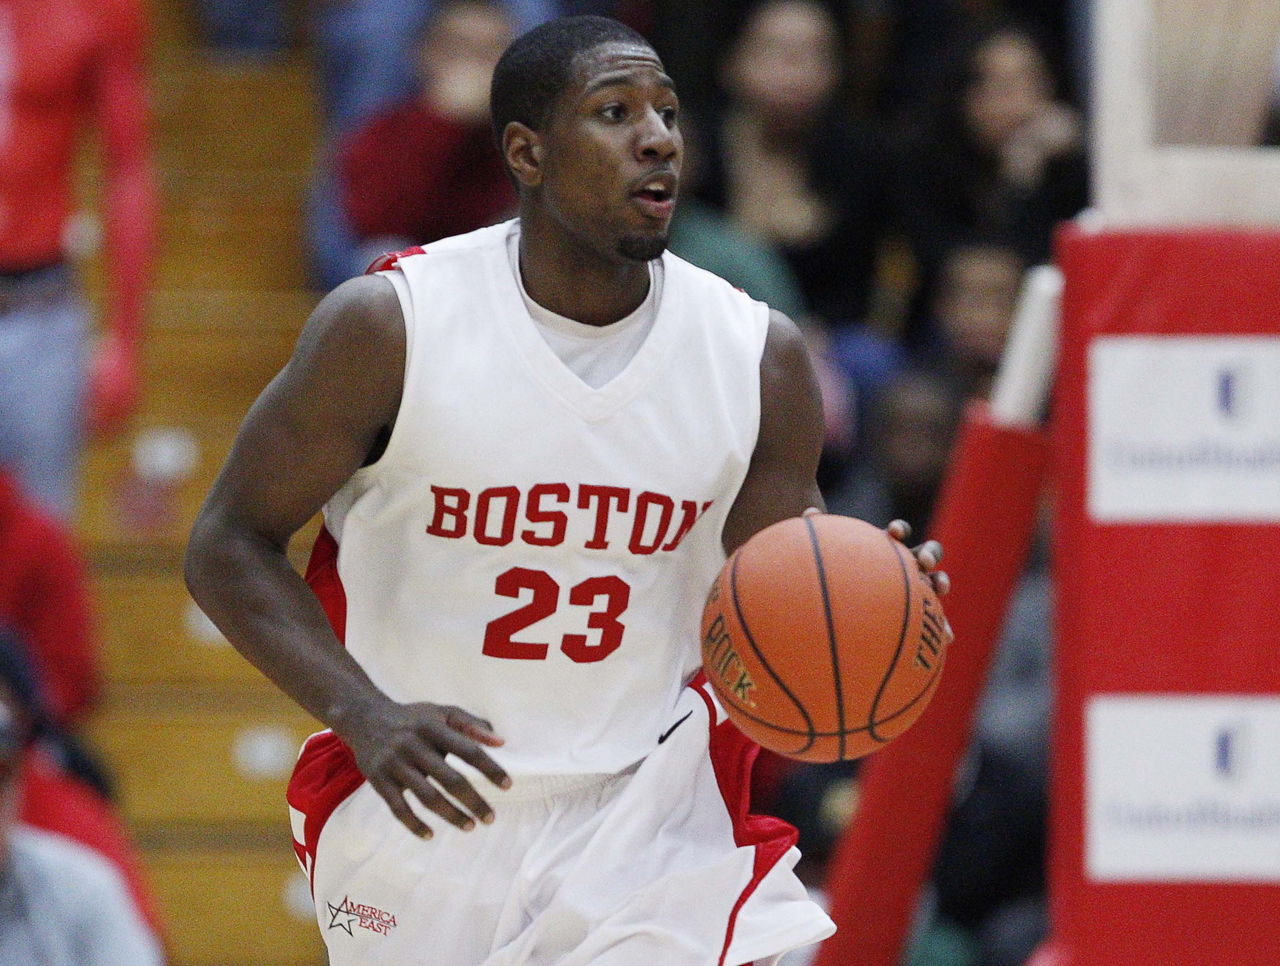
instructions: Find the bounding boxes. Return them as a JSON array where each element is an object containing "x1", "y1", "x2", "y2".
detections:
[{"x1": 700, "y1": 514, "x2": 947, "y2": 763}]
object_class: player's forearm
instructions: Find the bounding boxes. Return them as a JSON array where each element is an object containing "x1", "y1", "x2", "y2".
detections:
[{"x1": 183, "y1": 517, "x2": 393, "y2": 735}]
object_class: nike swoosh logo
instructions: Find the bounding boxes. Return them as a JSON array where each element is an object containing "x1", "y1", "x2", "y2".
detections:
[{"x1": 657, "y1": 710, "x2": 693, "y2": 744}]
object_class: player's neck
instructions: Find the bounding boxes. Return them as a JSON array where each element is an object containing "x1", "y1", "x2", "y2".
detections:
[{"x1": 517, "y1": 223, "x2": 652, "y2": 328}]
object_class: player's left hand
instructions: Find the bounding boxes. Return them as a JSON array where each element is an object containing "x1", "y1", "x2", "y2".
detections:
[
  {"x1": 887, "y1": 519, "x2": 955, "y2": 648},
  {"x1": 87, "y1": 330, "x2": 140, "y2": 437},
  {"x1": 886, "y1": 519, "x2": 951, "y2": 597},
  {"x1": 800, "y1": 509, "x2": 952, "y2": 598},
  {"x1": 802, "y1": 510, "x2": 955, "y2": 642}
]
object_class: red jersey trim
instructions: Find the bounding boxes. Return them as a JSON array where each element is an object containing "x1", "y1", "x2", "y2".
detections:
[
  {"x1": 287, "y1": 731, "x2": 365, "y2": 892},
  {"x1": 364, "y1": 246, "x2": 426, "y2": 275},
  {"x1": 304, "y1": 525, "x2": 347, "y2": 644},
  {"x1": 688, "y1": 672, "x2": 800, "y2": 966},
  {"x1": 293, "y1": 525, "x2": 363, "y2": 891}
]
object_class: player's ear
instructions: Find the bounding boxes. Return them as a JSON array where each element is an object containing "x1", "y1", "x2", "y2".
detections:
[{"x1": 504, "y1": 121, "x2": 544, "y2": 188}]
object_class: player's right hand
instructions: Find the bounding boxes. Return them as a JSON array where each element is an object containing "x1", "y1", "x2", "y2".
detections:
[{"x1": 342, "y1": 700, "x2": 512, "y2": 838}]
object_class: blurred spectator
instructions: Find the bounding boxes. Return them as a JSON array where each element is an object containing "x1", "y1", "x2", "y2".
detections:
[
  {"x1": 669, "y1": 154, "x2": 829, "y2": 517},
  {"x1": 800, "y1": 323, "x2": 862, "y2": 496},
  {"x1": 339, "y1": 0, "x2": 518, "y2": 275},
  {"x1": 306, "y1": 0, "x2": 559, "y2": 290},
  {"x1": 846, "y1": 0, "x2": 974, "y2": 125},
  {"x1": 826, "y1": 368, "x2": 962, "y2": 529},
  {"x1": 648, "y1": 0, "x2": 756, "y2": 114},
  {"x1": 312, "y1": 0, "x2": 559, "y2": 130},
  {"x1": 0, "y1": 628, "x2": 164, "y2": 963},
  {"x1": 818, "y1": 241, "x2": 1013, "y2": 507},
  {"x1": 894, "y1": 23, "x2": 1085, "y2": 341},
  {"x1": 194, "y1": 0, "x2": 287, "y2": 57},
  {"x1": 0, "y1": 0, "x2": 157, "y2": 518},
  {"x1": 0, "y1": 624, "x2": 162, "y2": 939},
  {"x1": 667, "y1": 204, "x2": 807, "y2": 321},
  {"x1": 859, "y1": 0, "x2": 1081, "y2": 123},
  {"x1": 668, "y1": 117, "x2": 807, "y2": 322},
  {"x1": 924, "y1": 242, "x2": 1026, "y2": 400},
  {"x1": 694, "y1": 0, "x2": 894, "y2": 327},
  {"x1": 0, "y1": 471, "x2": 100, "y2": 728}
]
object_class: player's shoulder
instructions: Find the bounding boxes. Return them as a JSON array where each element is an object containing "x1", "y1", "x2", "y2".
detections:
[
  {"x1": 661, "y1": 250, "x2": 774, "y2": 359},
  {"x1": 661, "y1": 248, "x2": 767, "y2": 310},
  {"x1": 365, "y1": 221, "x2": 516, "y2": 277},
  {"x1": 322, "y1": 272, "x2": 401, "y2": 316},
  {"x1": 302, "y1": 273, "x2": 404, "y2": 362},
  {"x1": 760, "y1": 307, "x2": 809, "y2": 368}
]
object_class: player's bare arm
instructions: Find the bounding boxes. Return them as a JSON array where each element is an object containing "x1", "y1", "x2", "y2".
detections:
[
  {"x1": 722, "y1": 309, "x2": 828, "y2": 556},
  {"x1": 184, "y1": 275, "x2": 510, "y2": 838},
  {"x1": 724, "y1": 309, "x2": 951, "y2": 596}
]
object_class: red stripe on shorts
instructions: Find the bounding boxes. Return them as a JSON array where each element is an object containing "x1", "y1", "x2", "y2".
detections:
[
  {"x1": 689, "y1": 672, "x2": 800, "y2": 966},
  {"x1": 292, "y1": 526, "x2": 364, "y2": 890},
  {"x1": 287, "y1": 731, "x2": 365, "y2": 892}
]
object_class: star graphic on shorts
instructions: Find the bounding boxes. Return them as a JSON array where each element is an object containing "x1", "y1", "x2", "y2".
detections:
[{"x1": 327, "y1": 896, "x2": 357, "y2": 936}]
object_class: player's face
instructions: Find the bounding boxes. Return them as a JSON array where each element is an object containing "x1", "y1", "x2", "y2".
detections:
[{"x1": 538, "y1": 43, "x2": 682, "y2": 262}]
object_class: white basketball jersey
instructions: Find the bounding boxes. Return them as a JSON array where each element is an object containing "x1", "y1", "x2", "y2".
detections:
[{"x1": 321, "y1": 220, "x2": 769, "y2": 776}]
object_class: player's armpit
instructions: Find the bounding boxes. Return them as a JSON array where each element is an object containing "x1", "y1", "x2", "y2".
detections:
[
  {"x1": 199, "y1": 273, "x2": 406, "y2": 547},
  {"x1": 722, "y1": 309, "x2": 826, "y2": 556}
]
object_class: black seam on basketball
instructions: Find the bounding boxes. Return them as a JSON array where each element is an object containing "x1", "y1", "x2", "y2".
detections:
[
  {"x1": 803, "y1": 515, "x2": 846, "y2": 760},
  {"x1": 868, "y1": 668, "x2": 941, "y2": 740},
  {"x1": 715, "y1": 669, "x2": 939, "y2": 739},
  {"x1": 705, "y1": 675, "x2": 816, "y2": 756},
  {"x1": 729, "y1": 550, "x2": 817, "y2": 753},
  {"x1": 867, "y1": 540, "x2": 914, "y2": 742}
]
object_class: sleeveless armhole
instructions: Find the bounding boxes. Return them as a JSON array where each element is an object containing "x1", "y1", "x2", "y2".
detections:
[
  {"x1": 357, "y1": 267, "x2": 417, "y2": 477},
  {"x1": 718, "y1": 298, "x2": 771, "y2": 558},
  {"x1": 734, "y1": 296, "x2": 772, "y2": 484},
  {"x1": 661, "y1": 254, "x2": 772, "y2": 565},
  {"x1": 749, "y1": 300, "x2": 771, "y2": 437}
]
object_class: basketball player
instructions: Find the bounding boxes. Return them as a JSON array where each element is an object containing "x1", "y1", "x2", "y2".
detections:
[{"x1": 185, "y1": 16, "x2": 949, "y2": 965}]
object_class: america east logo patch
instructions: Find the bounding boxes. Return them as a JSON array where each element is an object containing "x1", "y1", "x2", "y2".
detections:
[{"x1": 326, "y1": 895, "x2": 398, "y2": 937}]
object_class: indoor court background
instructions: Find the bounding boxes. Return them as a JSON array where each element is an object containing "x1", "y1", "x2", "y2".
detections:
[
  {"x1": 76, "y1": 2, "x2": 325, "y2": 961},
  {"x1": 66, "y1": 1, "x2": 1280, "y2": 964}
]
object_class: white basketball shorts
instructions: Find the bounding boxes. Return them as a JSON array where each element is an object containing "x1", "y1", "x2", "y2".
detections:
[{"x1": 287, "y1": 674, "x2": 835, "y2": 965}]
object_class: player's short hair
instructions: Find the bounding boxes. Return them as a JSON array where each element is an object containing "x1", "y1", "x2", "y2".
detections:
[{"x1": 490, "y1": 15, "x2": 654, "y2": 150}]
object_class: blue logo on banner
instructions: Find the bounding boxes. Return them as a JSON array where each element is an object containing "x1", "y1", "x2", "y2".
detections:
[
  {"x1": 1215, "y1": 725, "x2": 1241, "y2": 780},
  {"x1": 1217, "y1": 369, "x2": 1237, "y2": 418}
]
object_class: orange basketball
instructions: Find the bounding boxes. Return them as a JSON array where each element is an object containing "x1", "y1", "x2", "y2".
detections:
[{"x1": 700, "y1": 513, "x2": 947, "y2": 762}]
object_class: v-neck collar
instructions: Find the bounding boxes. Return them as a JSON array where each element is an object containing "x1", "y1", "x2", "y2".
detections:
[{"x1": 488, "y1": 221, "x2": 681, "y2": 422}]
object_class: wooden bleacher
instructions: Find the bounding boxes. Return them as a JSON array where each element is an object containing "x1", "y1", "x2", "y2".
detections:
[{"x1": 76, "y1": 1, "x2": 329, "y2": 961}]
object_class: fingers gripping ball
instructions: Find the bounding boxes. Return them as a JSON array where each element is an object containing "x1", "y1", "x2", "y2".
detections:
[{"x1": 701, "y1": 514, "x2": 947, "y2": 762}]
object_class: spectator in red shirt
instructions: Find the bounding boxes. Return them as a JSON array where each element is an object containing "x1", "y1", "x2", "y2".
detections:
[
  {"x1": 0, "y1": 0, "x2": 156, "y2": 518},
  {"x1": 0, "y1": 471, "x2": 99, "y2": 728},
  {"x1": 338, "y1": 0, "x2": 518, "y2": 274}
]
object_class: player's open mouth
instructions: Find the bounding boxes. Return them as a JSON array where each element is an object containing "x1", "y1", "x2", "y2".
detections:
[{"x1": 631, "y1": 175, "x2": 677, "y2": 219}]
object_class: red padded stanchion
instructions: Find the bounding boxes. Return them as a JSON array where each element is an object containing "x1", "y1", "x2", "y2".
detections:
[
  {"x1": 814, "y1": 401, "x2": 1049, "y2": 966},
  {"x1": 1044, "y1": 228, "x2": 1280, "y2": 966}
]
